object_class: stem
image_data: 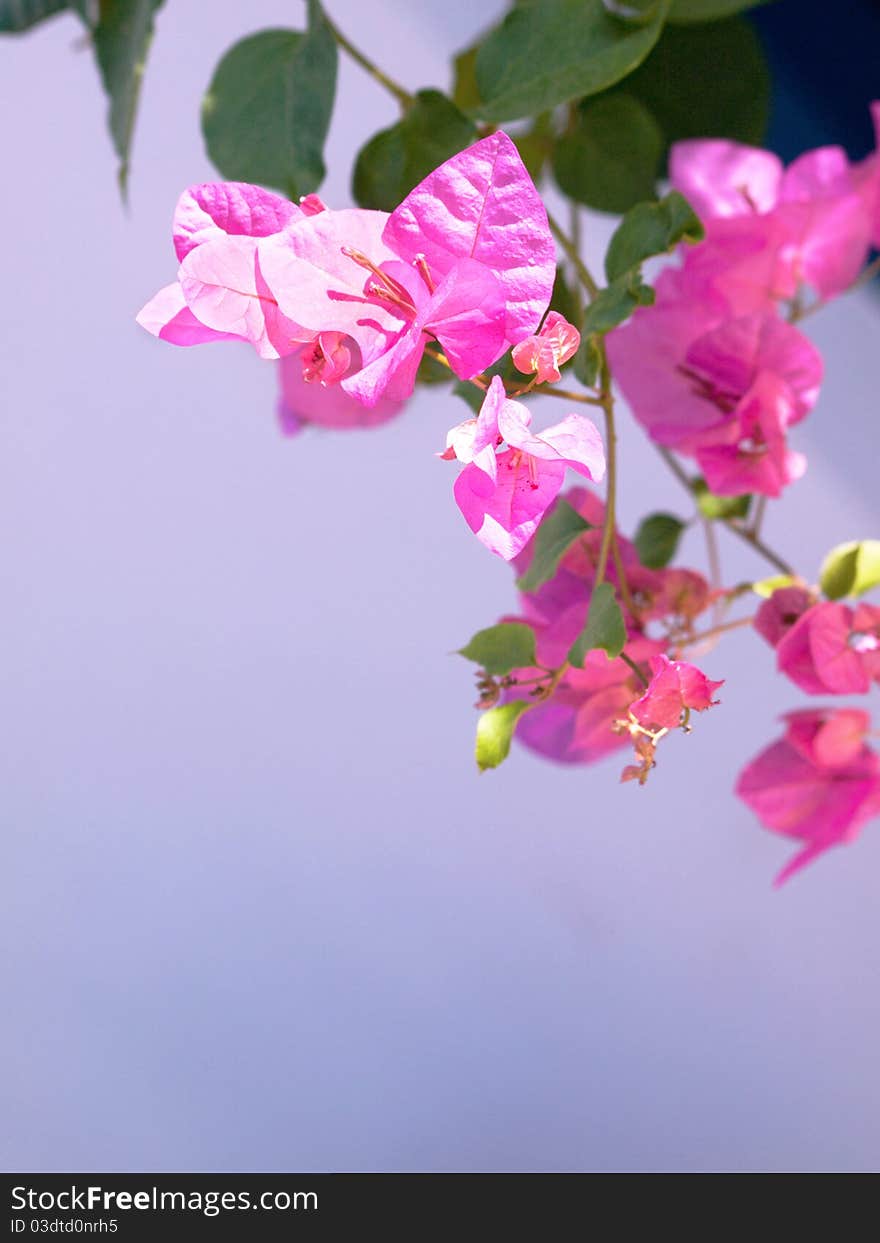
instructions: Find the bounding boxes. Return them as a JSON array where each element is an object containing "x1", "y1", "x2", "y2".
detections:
[
  {"x1": 680, "y1": 615, "x2": 755, "y2": 648},
  {"x1": 655, "y1": 445, "x2": 795, "y2": 578},
  {"x1": 750, "y1": 494, "x2": 767, "y2": 538},
  {"x1": 569, "y1": 199, "x2": 584, "y2": 322},
  {"x1": 324, "y1": 12, "x2": 414, "y2": 109},
  {"x1": 594, "y1": 353, "x2": 619, "y2": 588},
  {"x1": 620, "y1": 651, "x2": 650, "y2": 688},
  {"x1": 546, "y1": 209, "x2": 599, "y2": 300},
  {"x1": 537, "y1": 386, "x2": 604, "y2": 406}
]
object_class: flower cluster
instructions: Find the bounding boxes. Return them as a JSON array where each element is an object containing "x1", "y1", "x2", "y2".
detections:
[
  {"x1": 138, "y1": 111, "x2": 880, "y2": 886},
  {"x1": 607, "y1": 112, "x2": 880, "y2": 498}
]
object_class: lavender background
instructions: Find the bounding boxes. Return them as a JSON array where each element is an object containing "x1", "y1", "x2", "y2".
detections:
[{"x1": 2, "y1": 0, "x2": 879, "y2": 1173}]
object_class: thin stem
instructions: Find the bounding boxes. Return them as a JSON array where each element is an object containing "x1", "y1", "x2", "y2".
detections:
[
  {"x1": 546, "y1": 209, "x2": 599, "y2": 300},
  {"x1": 620, "y1": 651, "x2": 650, "y2": 688},
  {"x1": 680, "y1": 615, "x2": 754, "y2": 648},
  {"x1": 655, "y1": 445, "x2": 795, "y2": 578},
  {"x1": 594, "y1": 353, "x2": 618, "y2": 587},
  {"x1": 611, "y1": 533, "x2": 637, "y2": 616},
  {"x1": 750, "y1": 494, "x2": 767, "y2": 539},
  {"x1": 569, "y1": 200, "x2": 584, "y2": 322},
  {"x1": 701, "y1": 515, "x2": 723, "y2": 627},
  {"x1": 538, "y1": 386, "x2": 604, "y2": 406},
  {"x1": 324, "y1": 13, "x2": 413, "y2": 109}
]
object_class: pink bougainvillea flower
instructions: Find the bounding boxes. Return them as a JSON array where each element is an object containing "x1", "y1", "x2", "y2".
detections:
[
  {"x1": 670, "y1": 140, "x2": 784, "y2": 220},
  {"x1": 736, "y1": 708, "x2": 880, "y2": 885},
  {"x1": 171, "y1": 181, "x2": 305, "y2": 261},
  {"x1": 382, "y1": 131, "x2": 556, "y2": 349},
  {"x1": 629, "y1": 654, "x2": 723, "y2": 732},
  {"x1": 137, "y1": 180, "x2": 312, "y2": 359},
  {"x1": 608, "y1": 287, "x2": 821, "y2": 496},
  {"x1": 260, "y1": 133, "x2": 554, "y2": 406},
  {"x1": 444, "y1": 377, "x2": 605, "y2": 559},
  {"x1": 670, "y1": 127, "x2": 877, "y2": 303},
  {"x1": 277, "y1": 348, "x2": 404, "y2": 435},
  {"x1": 775, "y1": 600, "x2": 880, "y2": 695},
  {"x1": 511, "y1": 311, "x2": 581, "y2": 384},
  {"x1": 753, "y1": 584, "x2": 813, "y2": 648},
  {"x1": 505, "y1": 634, "x2": 665, "y2": 767}
]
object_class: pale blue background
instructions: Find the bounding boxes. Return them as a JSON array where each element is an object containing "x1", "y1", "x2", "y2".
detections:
[{"x1": 2, "y1": 1, "x2": 879, "y2": 1172}]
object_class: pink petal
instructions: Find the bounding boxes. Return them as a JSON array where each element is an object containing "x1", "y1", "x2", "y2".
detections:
[
  {"x1": 423, "y1": 259, "x2": 507, "y2": 378},
  {"x1": 454, "y1": 449, "x2": 566, "y2": 560},
  {"x1": 499, "y1": 405, "x2": 606, "y2": 483},
  {"x1": 669, "y1": 139, "x2": 783, "y2": 220},
  {"x1": 178, "y1": 235, "x2": 307, "y2": 360},
  {"x1": 135, "y1": 282, "x2": 244, "y2": 346},
  {"x1": 257, "y1": 209, "x2": 409, "y2": 366},
  {"x1": 173, "y1": 182, "x2": 303, "y2": 261},
  {"x1": 277, "y1": 350, "x2": 405, "y2": 432},
  {"x1": 383, "y1": 131, "x2": 555, "y2": 346}
]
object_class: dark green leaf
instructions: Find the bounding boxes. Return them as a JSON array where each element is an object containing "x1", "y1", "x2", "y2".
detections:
[
  {"x1": 582, "y1": 274, "x2": 655, "y2": 335},
  {"x1": 0, "y1": 0, "x2": 68, "y2": 32},
  {"x1": 554, "y1": 92, "x2": 663, "y2": 214},
  {"x1": 473, "y1": 0, "x2": 669, "y2": 123},
  {"x1": 634, "y1": 512, "x2": 685, "y2": 568},
  {"x1": 568, "y1": 582, "x2": 627, "y2": 666},
  {"x1": 605, "y1": 190, "x2": 703, "y2": 281},
  {"x1": 624, "y1": 17, "x2": 770, "y2": 151},
  {"x1": 88, "y1": 0, "x2": 164, "y2": 197},
  {"x1": 574, "y1": 334, "x2": 603, "y2": 387},
  {"x1": 459, "y1": 622, "x2": 538, "y2": 676},
  {"x1": 517, "y1": 500, "x2": 592, "y2": 593},
  {"x1": 512, "y1": 113, "x2": 555, "y2": 184},
  {"x1": 475, "y1": 701, "x2": 531, "y2": 771},
  {"x1": 452, "y1": 381, "x2": 484, "y2": 414},
  {"x1": 669, "y1": 0, "x2": 772, "y2": 23},
  {"x1": 692, "y1": 477, "x2": 751, "y2": 520},
  {"x1": 819, "y1": 540, "x2": 880, "y2": 601},
  {"x1": 202, "y1": 5, "x2": 337, "y2": 199},
  {"x1": 352, "y1": 90, "x2": 477, "y2": 212},
  {"x1": 451, "y1": 43, "x2": 481, "y2": 111},
  {"x1": 602, "y1": 0, "x2": 665, "y2": 21},
  {"x1": 416, "y1": 351, "x2": 453, "y2": 386}
]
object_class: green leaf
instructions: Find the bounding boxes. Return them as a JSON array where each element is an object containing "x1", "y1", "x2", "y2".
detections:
[
  {"x1": 669, "y1": 0, "x2": 772, "y2": 23},
  {"x1": 451, "y1": 43, "x2": 481, "y2": 111},
  {"x1": 88, "y1": 0, "x2": 164, "y2": 197},
  {"x1": 634, "y1": 512, "x2": 685, "y2": 568},
  {"x1": 624, "y1": 17, "x2": 770, "y2": 151},
  {"x1": 202, "y1": 5, "x2": 338, "y2": 199},
  {"x1": 475, "y1": 701, "x2": 531, "y2": 772},
  {"x1": 574, "y1": 334, "x2": 603, "y2": 387},
  {"x1": 416, "y1": 351, "x2": 453, "y2": 387},
  {"x1": 553, "y1": 92, "x2": 663, "y2": 214},
  {"x1": 752, "y1": 574, "x2": 795, "y2": 599},
  {"x1": 459, "y1": 622, "x2": 538, "y2": 676},
  {"x1": 352, "y1": 90, "x2": 477, "y2": 212},
  {"x1": 819, "y1": 541, "x2": 880, "y2": 601},
  {"x1": 693, "y1": 478, "x2": 751, "y2": 520},
  {"x1": 517, "y1": 500, "x2": 592, "y2": 593},
  {"x1": 582, "y1": 274, "x2": 655, "y2": 335},
  {"x1": 452, "y1": 381, "x2": 484, "y2": 414},
  {"x1": 605, "y1": 191, "x2": 704, "y2": 281},
  {"x1": 512, "y1": 113, "x2": 555, "y2": 184},
  {"x1": 473, "y1": 0, "x2": 669, "y2": 123},
  {"x1": 568, "y1": 583, "x2": 627, "y2": 666},
  {"x1": 0, "y1": 0, "x2": 68, "y2": 32}
]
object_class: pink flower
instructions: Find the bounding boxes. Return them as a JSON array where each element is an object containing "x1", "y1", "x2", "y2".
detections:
[
  {"x1": 629, "y1": 654, "x2": 723, "y2": 731},
  {"x1": 775, "y1": 601, "x2": 880, "y2": 695},
  {"x1": 276, "y1": 349, "x2": 405, "y2": 435},
  {"x1": 444, "y1": 377, "x2": 605, "y2": 559},
  {"x1": 753, "y1": 584, "x2": 813, "y2": 648},
  {"x1": 511, "y1": 311, "x2": 580, "y2": 384},
  {"x1": 607, "y1": 279, "x2": 822, "y2": 496},
  {"x1": 671, "y1": 127, "x2": 877, "y2": 303},
  {"x1": 505, "y1": 634, "x2": 665, "y2": 766},
  {"x1": 258, "y1": 132, "x2": 555, "y2": 406},
  {"x1": 736, "y1": 708, "x2": 880, "y2": 885},
  {"x1": 137, "y1": 182, "x2": 311, "y2": 358}
]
